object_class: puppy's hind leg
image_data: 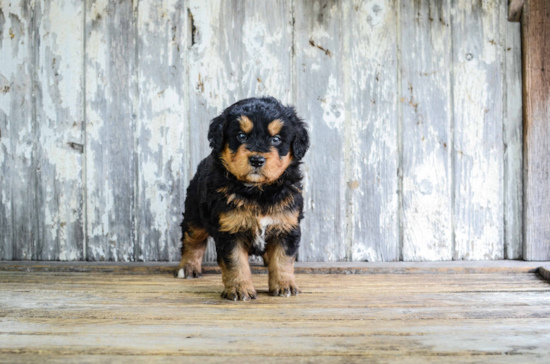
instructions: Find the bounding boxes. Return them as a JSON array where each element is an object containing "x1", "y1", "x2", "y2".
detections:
[{"x1": 176, "y1": 224, "x2": 209, "y2": 279}]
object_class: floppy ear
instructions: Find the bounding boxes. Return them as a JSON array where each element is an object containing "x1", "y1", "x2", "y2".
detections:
[
  {"x1": 207, "y1": 114, "x2": 226, "y2": 152},
  {"x1": 287, "y1": 107, "x2": 309, "y2": 160}
]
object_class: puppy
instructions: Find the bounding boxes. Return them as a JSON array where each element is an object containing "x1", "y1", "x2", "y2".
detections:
[{"x1": 176, "y1": 97, "x2": 309, "y2": 301}]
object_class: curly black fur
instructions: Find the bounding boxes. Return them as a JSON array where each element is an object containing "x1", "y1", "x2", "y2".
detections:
[{"x1": 178, "y1": 97, "x2": 309, "y2": 300}]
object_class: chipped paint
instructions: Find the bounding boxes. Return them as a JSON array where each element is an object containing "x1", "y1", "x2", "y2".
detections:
[
  {"x1": 320, "y1": 74, "x2": 345, "y2": 131},
  {"x1": 0, "y1": 0, "x2": 523, "y2": 263},
  {"x1": 400, "y1": 0, "x2": 453, "y2": 262}
]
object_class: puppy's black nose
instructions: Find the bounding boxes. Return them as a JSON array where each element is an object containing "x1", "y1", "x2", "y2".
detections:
[{"x1": 249, "y1": 155, "x2": 265, "y2": 168}]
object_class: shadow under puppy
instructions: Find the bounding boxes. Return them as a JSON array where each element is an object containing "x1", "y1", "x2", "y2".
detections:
[{"x1": 176, "y1": 97, "x2": 309, "y2": 301}]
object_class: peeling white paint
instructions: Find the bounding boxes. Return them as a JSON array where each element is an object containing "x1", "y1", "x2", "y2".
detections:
[
  {"x1": 0, "y1": 0, "x2": 523, "y2": 263},
  {"x1": 320, "y1": 75, "x2": 345, "y2": 131},
  {"x1": 452, "y1": 0, "x2": 504, "y2": 260}
]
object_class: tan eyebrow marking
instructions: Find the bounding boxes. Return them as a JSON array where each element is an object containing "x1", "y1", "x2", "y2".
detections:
[
  {"x1": 239, "y1": 116, "x2": 254, "y2": 133},
  {"x1": 268, "y1": 119, "x2": 284, "y2": 136}
]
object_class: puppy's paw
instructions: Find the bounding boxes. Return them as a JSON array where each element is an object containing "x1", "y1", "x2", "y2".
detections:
[
  {"x1": 269, "y1": 281, "x2": 301, "y2": 297},
  {"x1": 221, "y1": 283, "x2": 257, "y2": 301},
  {"x1": 174, "y1": 265, "x2": 202, "y2": 279}
]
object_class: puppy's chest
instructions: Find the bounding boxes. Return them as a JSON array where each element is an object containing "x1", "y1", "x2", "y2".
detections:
[{"x1": 218, "y1": 206, "x2": 299, "y2": 242}]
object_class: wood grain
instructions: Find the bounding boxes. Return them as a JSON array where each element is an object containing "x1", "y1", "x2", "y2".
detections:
[
  {"x1": 344, "y1": 0, "x2": 399, "y2": 262},
  {"x1": 0, "y1": 270, "x2": 549, "y2": 362},
  {"x1": 294, "y1": 0, "x2": 347, "y2": 261},
  {"x1": 400, "y1": 0, "x2": 452, "y2": 261},
  {"x1": 451, "y1": 0, "x2": 505, "y2": 260},
  {"x1": 34, "y1": 0, "x2": 84, "y2": 260},
  {"x1": 85, "y1": 0, "x2": 136, "y2": 261},
  {"x1": 135, "y1": 0, "x2": 187, "y2": 262},
  {"x1": 0, "y1": 0, "x2": 36, "y2": 260},
  {"x1": 503, "y1": 4, "x2": 523, "y2": 259},
  {"x1": 0, "y1": 0, "x2": 529, "y2": 263},
  {"x1": 522, "y1": 0, "x2": 550, "y2": 261}
]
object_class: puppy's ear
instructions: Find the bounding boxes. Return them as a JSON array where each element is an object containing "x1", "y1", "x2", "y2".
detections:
[
  {"x1": 208, "y1": 114, "x2": 226, "y2": 152},
  {"x1": 288, "y1": 107, "x2": 309, "y2": 160}
]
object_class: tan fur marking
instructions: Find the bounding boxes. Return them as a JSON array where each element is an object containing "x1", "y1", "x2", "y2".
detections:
[
  {"x1": 262, "y1": 251, "x2": 270, "y2": 267},
  {"x1": 273, "y1": 193, "x2": 296, "y2": 213},
  {"x1": 177, "y1": 225, "x2": 209, "y2": 277},
  {"x1": 265, "y1": 243, "x2": 299, "y2": 296},
  {"x1": 220, "y1": 144, "x2": 293, "y2": 184},
  {"x1": 219, "y1": 209, "x2": 258, "y2": 234},
  {"x1": 264, "y1": 209, "x2": 300, "y2": 234},
  {"x1": 268, "y1": 119, "x2": 284, "y2": 136},
  {"x1": 217, "y1": 187, "x2": 229, "y2": 194},
  {"x1": 220, "y1": 144, "x2": 255, "y2": 181},
  {"x1": 222, "y1": 191, "x2": 295, "y2": 214},
  {"x1": 219, "y1": 206, "x2": 297, "y2": 235},
  {"x1": 239, "y1": 115, "x2": 254, "y2": 133},
  {"x1": 220, "y1": 243, "x2": 256, "y2": 300},
  {"x1": 261, "y1": 148, "x2": 293, "y2": 182}
]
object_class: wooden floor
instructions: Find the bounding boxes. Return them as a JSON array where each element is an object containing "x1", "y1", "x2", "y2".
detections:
[{"x1": 1, "y1": 264, "x2": 550, "y2": 363}]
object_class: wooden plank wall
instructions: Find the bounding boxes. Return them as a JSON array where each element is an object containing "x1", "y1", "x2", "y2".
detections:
[
  {"x1": 0, "y1": 0, "x2": 525, "y2": 262},
  {"x1": 522, "y1": 0, "x2": 550, "y2": 261}
]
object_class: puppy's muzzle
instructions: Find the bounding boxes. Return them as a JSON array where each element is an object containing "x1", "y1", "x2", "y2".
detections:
[{"x1": 249, "y1": 155, "x2": 265, "y2": 168}]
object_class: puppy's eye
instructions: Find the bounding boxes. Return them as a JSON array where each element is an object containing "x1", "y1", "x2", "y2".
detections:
[
  {"x1": 237, "y1": 132, "x2": 247, "y2": 143},
  {"x1": 271, "y1": 136, "x2": 281, "y2": 146}
]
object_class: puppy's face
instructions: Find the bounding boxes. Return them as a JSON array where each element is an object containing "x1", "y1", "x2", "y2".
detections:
[{"x1": 208, "y1": 97, "x2": 309, "y2": 184}]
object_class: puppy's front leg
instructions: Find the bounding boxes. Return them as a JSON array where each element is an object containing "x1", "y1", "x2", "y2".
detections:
[
  {"x1": 265, "y1": 236, "x2": 301, "y2": 297},
  {"x1": 218, "y1": 240, "x2": 257, "y2": 301}
]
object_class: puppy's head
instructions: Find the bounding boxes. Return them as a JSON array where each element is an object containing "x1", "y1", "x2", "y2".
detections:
[{"x1": 208, "y1": 97, "x2": 309, "y2": 184}]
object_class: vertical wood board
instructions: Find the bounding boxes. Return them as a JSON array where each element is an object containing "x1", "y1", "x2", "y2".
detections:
[
  {"x1": 400, "y1": 0, "x2": 453, "y2": 261},
  {"x1": 135, "y1": 0, "x2": 188, "y2": 262},
  {"x1": 85, "y1": 0, "x2": 136, "y2": 261},
  {"x1": 503, "y1": 2, "x2": 523, "y2": 260},
  {"x1": 34, "y1": 0, "x2": 84, "y2": 260},
  {"x1": 451, "y1": 0, "x2": 504, "y2": 260},
  {"x1": 344, "y1": 0, "x2": 399, "y2": 262},
  {"x1": 294, "y1": 0, "x2": 347, "y2": 262},
  {"x1": 0, "y1": 0, "x2": 36, "y2": 260},
  {"x1": 522, "y1": 0, "x2": 550, "y2": 261}
]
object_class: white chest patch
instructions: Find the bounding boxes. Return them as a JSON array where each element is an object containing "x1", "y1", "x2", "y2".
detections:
[{"x1": 253, "y1": 216, "x2": 273, "y2": 251}]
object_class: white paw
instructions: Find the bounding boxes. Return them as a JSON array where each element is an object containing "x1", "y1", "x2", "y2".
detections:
[{"x1": 177, "y1": 268, "x2": 185, "y2": 279}]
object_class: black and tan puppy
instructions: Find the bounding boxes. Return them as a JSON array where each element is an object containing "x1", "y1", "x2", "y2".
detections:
[{"x1": 176, "y1": 97, "x2": 309, "y2": 301}]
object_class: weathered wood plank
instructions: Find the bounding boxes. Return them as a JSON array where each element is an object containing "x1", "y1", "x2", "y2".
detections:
[
  {"x1": 135, "y1": 0, "x2": 187, "y2": 262},
  {"x1": 2, "y1": 276, "x2": 550, "y2": 304},
  {"x1": 451, "y1": 0, "x2": 504, "y2": 260},
  {"x1": 0, "y1": 271, "x2": 549, "y2": 362},
  {"x1": 294, "y1": 0, "x2": 346, "y2": 261},
  {"x1": 1, "y1": 355, "x2": 549, "y2": 364},
  {"x1": 503, "y1": 2, "x2": 523, "y2": 259},
  {"x1": 85, "y1": 0, "x2": 136, "y2": 261},
  {"x1": 34, "y1": 0, "x2": 84, "y2": 260},
  {"x1": 522, "y1": 0, "x2": 550, "y2": 261},
  {"x1": 186, "y1": 0, "x2": 292, "y2": 262},
  {"x1": 400, "y1": 0, "x2": 452, "y2": 261},
  {"x1": 0, "y1": 2, "x2": 16, "y2": 260},
  {"x1": 344, "y1": 0, "x2": 399, "y2": 262},
  {"x1": 0, "y1": 0, "x2": 36, "y2": 260}
]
